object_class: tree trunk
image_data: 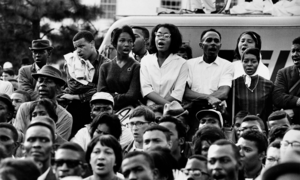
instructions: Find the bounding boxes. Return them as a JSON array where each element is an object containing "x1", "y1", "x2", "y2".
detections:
[{"x1": 31, "y1": 19, "x2": 40, "y2": 39}]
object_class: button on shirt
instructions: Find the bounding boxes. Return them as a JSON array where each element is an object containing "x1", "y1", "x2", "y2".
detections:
[
  {"x1": 140, "y1": 53, "x2": 188, "y2": 105},
  {"x1": 187, "y1": 56, "x2": 234, "y2": 94}
]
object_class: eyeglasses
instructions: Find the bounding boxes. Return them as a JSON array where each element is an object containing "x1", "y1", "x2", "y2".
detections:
[
  {"x1": 126, "y1": 121, "x2": 149, "y2": 128},
  {"x1": 266, "y1": 157, "x2": 280, "y2": 163},
  {"x1": 180, "y1": 169, "x2": 208, "y2": 177},
  {"x1": 54, "y1": 159, "x2": 83, "y2": 168},
  {"x1": 155, "y1": 32, "x2": 171, "y2": 39},
  {"x1": 280, "y1": 141, "x2": 300, "y2": 149}
]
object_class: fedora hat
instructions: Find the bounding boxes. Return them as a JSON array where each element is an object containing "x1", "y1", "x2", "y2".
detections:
[
  {"x1": 29, "y1": 39, "x2": 53, "y2": 51},
  {"x1": 163, "y1": 101, "x2": 189, "y2": 117},
  {"x1": 32, "y1": 65, "x2": 65, "y2": 86}
]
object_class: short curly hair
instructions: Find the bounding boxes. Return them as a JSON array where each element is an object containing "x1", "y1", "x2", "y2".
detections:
[
  {"x1": 240, "y1": 130, "x2": 268, "y2": 154},
  {"x1": 149, "y1": 23, "x2": 182, "y2": 54}
]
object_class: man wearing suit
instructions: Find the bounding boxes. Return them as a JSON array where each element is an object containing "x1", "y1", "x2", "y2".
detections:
[
  {"x1": 273, "y1": 36, "x2": 300, "y2": 123},
  {"x1": 18, "y1": 39, "x2": 53, "y2": 101},
  {"x1": 24, "y1": 118, "x2": 57, "y2": 180}
]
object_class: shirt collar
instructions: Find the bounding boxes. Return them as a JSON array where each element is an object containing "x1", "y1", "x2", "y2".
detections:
[
  {"x1": 38, "y1": 168, "x2": 51, "y2": 180},
  {"x1": 35, "y1": 63, "x2": 41, "y2": 72},
  {"x1": 198, "y1": 56, "x2": 220, "y2": 65}
]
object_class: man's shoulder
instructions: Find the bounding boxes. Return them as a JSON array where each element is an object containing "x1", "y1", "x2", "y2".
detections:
[
  {"x1": 19, "y1": 64, "x2": 34, "y2": 72},
  {"x1": 56, "y1": 104, "x2": 72, "y2": 118},
  {"x1": 216, "y1": 56, "x2": 233, "y2": 65},
  {"x1": 187, "y1": 56, "x2": 202, "y2": 66},
  {"x1": 278, "y1": 65, "x2": 295, "y2": 74}
]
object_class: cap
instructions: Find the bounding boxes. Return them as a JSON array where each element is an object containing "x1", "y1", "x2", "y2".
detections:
[
  {"x1": 196, "y1": 109, "x2": 223, "y2": 127},
  {"x1": 90, "y1": 92, "x2": 114, "y2": 106},
  {"x1": 262, "y1": 162, "x2": 300, "y2": 180},
  {"x1": 32, "y1": 65, "x2": 65, "y2": 86},
  {"x1": 0, "y1": 93, "x2": 14, "y2": 114}
]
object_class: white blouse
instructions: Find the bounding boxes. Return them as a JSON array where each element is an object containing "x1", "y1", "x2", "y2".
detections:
[{"x1": 140, "y1": 53, "x2": 188, "y2": 105}]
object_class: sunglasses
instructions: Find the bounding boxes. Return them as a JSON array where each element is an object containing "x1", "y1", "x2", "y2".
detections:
[{"x1": 54, "y1": 159, "x2": 83, "y2": 168}]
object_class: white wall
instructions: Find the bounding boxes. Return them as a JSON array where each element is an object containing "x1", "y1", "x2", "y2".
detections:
[{"x1": 116, "y1": 0, "x2": 161, "y2": 16}]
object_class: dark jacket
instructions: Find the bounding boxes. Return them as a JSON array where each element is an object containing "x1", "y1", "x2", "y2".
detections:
[{"x1": 18, "y1": 64, "x2": 39, "y2": 100}]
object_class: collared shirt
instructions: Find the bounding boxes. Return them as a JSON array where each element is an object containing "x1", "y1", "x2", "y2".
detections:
[
  {"x1": 38, "y1": 168, "x2": 51, "y2": 180},
  {"x1": 35, "y1": 63, "x2": 41, "y2": 72},
  {"x1": 140, "y1": 53, "x2": 188, "y2": 105},
  {"x1": 65, "y1": 53, "x2": 110, "y2": 103},
  {"x1": 187, "y1": 56, "x2": 234, "y2": 94}
]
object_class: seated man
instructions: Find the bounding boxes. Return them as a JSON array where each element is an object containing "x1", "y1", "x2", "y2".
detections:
[
  {"x1": 143, "y1": 125, "x2": 172, "y2": 151},
  {"x1": 184, "y1": 28, "x2": 234, "y2": 135},
  {"x1": 131, "y1": 26, "x2": 150, "y2": 62},
  {"x1": 267, "y1": 110, "x2": 290, "y2": 130},
  {"x1": 123, "y1": 106, "x2": 155, "y2": 155},
  {"x1": 0, "y1": 123, "x2": 19, "y2": 158},
  {"x1": 237, "y1": 115, "x2": 266, "y2": 138},
  {"x1": 54, "y1": 142, "x2": 87, "y2": 180},
  {"x1": 273, "y1": 36, "x2": 300, "y2": 123},
  {"x1": 196, "y1": 109, "x2": 223, "y2": 129},
  {"x1": 14, "y1": 65, "x2": 73, "y2": 140},
  {"x1": 2, "y1": 68, "x2": 15, "y2": 81}
]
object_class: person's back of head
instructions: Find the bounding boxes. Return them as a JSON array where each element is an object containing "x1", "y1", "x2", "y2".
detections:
[
  {"x1": 148, "y1": 147, "x2": 176, "y2": 180},
  {"x1": 268, "y1": 110, "x2": 290, "y2": 130},
  {"x1": 0, "y1": 158, "x2": 40, "y2": 180},
  {"x1": 268, "y1": 125, "x2": 288, "y2": 143}
]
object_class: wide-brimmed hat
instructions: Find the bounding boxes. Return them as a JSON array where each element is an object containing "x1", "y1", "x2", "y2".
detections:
[
  {"x1": 90, "y1": 92, "x2": 114, "y2": 106},
  {"x1": 29, "y1": 39, "x2": 53, "y2": 51},
  {"x1": 163, "y1": 101, "x2": 189, "y2": 117},
  {"x1": 196, "y1": 109, "x2": 223, "y2": 127},
  {"x1": 32, "y1": 65, "x2": 65, "y2": 86}
]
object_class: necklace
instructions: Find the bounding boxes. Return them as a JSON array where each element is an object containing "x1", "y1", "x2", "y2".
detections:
[{"x1": 244, "y1": 75, "x2": 259, "y2": 92}]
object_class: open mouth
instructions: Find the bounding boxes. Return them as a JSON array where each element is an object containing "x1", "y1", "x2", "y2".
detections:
[
  {"x1": 96, "y1": 162, "x2": 105, "y2": 170},
  {"x1": 157, "y1": 41, "x2": 165, "y2": 48},
  {"x1": 241, "y1": 46, "x2": 248, "y2": 52}
]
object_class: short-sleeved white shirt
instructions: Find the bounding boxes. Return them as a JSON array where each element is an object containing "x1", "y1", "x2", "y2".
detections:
[
  {"x1": 140, "y1": 53, "x2": 188, "y2": 105},
  {"x1": 187, "y1": 56, "x2": 234, "y2": 94}
]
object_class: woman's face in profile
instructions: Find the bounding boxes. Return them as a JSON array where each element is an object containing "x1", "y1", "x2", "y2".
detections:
[
  {"x1": 238, "y1": 34, "x2": 256, "y2": 58},
  {"x1": 155, "y1": 27, "x2": 171, "y2": 53},
  {"x1": 32, "y1": 105, "x2": 49, "y2": 118}
]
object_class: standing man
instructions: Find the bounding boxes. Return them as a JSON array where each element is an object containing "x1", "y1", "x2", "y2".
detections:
[
  {"x1": 0, "y1": 93, "x2": 14, "y2": 123},
  {"x1": 236, "y1": 130, "x2": 268, "y2": 179},
  {"x1": 10, "y1": 90, "x2": 31, "y2": 119},
  {"x1": 61, "y1": 30, "x2": 110, "y2": 137},
  {"x1": 184, "y1": 29, "x2": 234, "y2": 135},
  {"x1": 122, "y1": 151, "x2": 158, "y2": 180},
  {"x1": 24, "y1": 120, "x2": 57, "y2": 180},
  {"x1": 14, "y1": 65, "x2": 73, "y2": 140},
  {"x1": 159, "y1": 116, "x2": 187, "y2": 168},
  {"x1": 0, "y1": 123, "x2": 19, "y2": 158},
  {"x1": 131, "y1": 26, "x2": 150, "y2": 62},
  {"x1": 207, "y1": 139, "x2": 243, "y2": 180},
  {"x1": 143, "y1": 125, "x2": 172, "y2": 151},
  {"x1": 19, "y1": 39, "x2": 53, "y2": 101},
  {"x1": 123, "y1": 106, "x2": 155, "y2": 154},
  {"x1": 54, "y1": 142, "x2": 87, "y2": 180},
  {"x1": 273, "y1": 36, "x2": 300, "y2": 123}
]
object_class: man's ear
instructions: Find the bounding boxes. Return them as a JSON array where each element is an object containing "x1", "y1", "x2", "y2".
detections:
[
  {"x1": 81, "y1": 163, "x2": 89, "y2": 176},
  {"x1": 259, "y1": 151, "x2": 266, "y2": 161},
  {"x1": 152, "y1": 168, "x2": 159, "y2": 180},
  {"x1": 168, "y1": 140, "x2": 173, "y2": 149},
  {"x1": 178, "y1": 137, "x2": 185, "y2": 146},
  {"x1": 199, "y1": 42, "x2": 203, "y2": 49}
]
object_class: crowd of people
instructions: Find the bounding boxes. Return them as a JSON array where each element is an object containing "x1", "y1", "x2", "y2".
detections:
[{"x1": 0, "y1": 23, "x2": 299, "y2": 180}]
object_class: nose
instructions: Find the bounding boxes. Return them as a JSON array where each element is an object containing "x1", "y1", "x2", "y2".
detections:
[
  {"x1": 32, "y1": 140, "x2": 42, "y2": 148},
  {"x1": 239, "y1": 148, "x2": 245, "y2": 157}
]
